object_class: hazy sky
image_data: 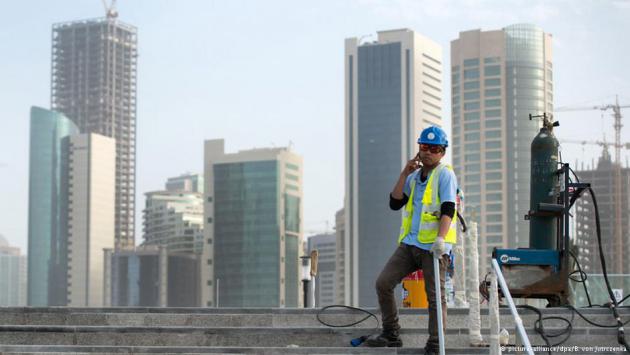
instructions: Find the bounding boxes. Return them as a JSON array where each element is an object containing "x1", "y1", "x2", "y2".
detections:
[{"x1": 2, "y1": 0, "x2": 630, "y2": 252}]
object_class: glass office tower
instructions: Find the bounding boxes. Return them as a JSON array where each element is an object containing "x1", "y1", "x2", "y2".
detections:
[
  {"x1": 202, "y1": 139, "x2": 303, "y2": 307},
  {"x1": 345, "y1": 29, "x2": 444, "y2": 306},
  {"x1": 27, "y1": 106, "x2": 79, "y2": 306}
]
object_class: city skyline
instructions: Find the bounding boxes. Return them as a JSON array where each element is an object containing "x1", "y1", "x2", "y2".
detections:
[{"x1": 3, "y1": 0, "x2": 630, "y2": 253}]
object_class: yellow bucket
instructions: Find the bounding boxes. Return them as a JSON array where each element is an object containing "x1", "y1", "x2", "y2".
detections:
[{"x1": 402, "y1": 270, "x2": 428, "y2": 308}]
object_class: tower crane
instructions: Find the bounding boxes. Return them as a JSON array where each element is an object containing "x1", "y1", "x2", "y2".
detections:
[
  {"x1": 101, "y1": 0, "x2": 118, "y2": 19},
  {"x1": 555, "y1": 96, "x2": 630, "y2": 273}
]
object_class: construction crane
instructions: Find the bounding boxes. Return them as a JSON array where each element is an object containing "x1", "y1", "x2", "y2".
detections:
[
  {"x1": 101, "y1": 0, "x2": 118, "y2": 19},
  {"x1": 560, "y1": 139, "x2": 630, "y2": 151},
  {"x1": 555, "y1": 96, "x2": 630, "y2": 273}
]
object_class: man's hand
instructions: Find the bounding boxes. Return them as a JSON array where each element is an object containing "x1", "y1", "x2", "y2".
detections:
[
  {"x1": 401, "y1": 154, "x2": 421, "y2": 177},
  {"x1": 431, "y1": 237, "x2": 447, "y2": 257}
]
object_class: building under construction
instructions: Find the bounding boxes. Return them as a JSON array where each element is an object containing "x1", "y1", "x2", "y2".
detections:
[
  {"x1": 51, "y1": 16, "x2": 138, "y2": 249},
  {"x1": 574, "y1": 146, "x2": 630, "y2": 275}
]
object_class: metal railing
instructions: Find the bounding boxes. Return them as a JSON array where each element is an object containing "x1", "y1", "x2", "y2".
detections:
[{"x1": 491, "y1": 258, "x2": 535, "y2": 355}]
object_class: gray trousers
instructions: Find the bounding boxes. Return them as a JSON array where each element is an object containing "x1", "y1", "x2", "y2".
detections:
[{"x1": 375, "y1": 243, "x2": 448, "y2": 346}]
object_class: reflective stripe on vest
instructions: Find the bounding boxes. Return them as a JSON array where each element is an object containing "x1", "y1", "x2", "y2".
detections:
[{"x1": 398, "y1": 163, "x2": 458, "y2": 244}]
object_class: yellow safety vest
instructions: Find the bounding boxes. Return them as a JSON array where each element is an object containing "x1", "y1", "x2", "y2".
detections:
[{"x1": 398, "y1": 163, "x2": 457, "y2": 244}]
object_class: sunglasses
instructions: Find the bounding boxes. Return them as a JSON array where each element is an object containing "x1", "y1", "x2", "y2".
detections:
[{"x1": 419, "y1": 144, "x2": 444, "y2": 154}]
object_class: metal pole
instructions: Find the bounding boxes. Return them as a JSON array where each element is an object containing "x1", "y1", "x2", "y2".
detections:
[
  {"x1": 491, "y1": 259, "x2": 535, "y2": 355},
  {"x1": 216, "y1": 278, "x2": 219, "y2": 308},
  {"x1": 303, "y1": 280, "x2": 310, "y2": 308},
  {"x1": 433, "y1": 256, "x2": 446, "y2": 355}
]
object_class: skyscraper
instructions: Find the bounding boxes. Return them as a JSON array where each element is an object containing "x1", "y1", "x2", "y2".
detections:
[
  {"x1": 345, "y1": 29, "x2": 444, "y2": 306},
  {"x1": 27, "y1": 106, "x2": 79, "y2": 306},
  {"x1": 51, "y1": 17, "x2": 138, "y2": 249},
  {"x1": 202, "y1": 139, "x2": 303, "y2": 307},
  {"x1": 65, "y1": 133, "x2": 116, "y2": 307},
  {"x1": 451, "y1": 24, "x2": 553, "y2": 273}
]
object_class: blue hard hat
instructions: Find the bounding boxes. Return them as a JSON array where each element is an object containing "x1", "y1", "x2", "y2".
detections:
[{"x1": 418, "y1": 126, "x2": 448, "y2": 147}]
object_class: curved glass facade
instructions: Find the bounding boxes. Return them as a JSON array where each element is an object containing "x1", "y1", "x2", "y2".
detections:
[
  {"x1": 505, "y1": 24, "x2": 550, "y2": 247},
  {"x1": 27, "y1": 106, "x2": 78, "y2": 306}
]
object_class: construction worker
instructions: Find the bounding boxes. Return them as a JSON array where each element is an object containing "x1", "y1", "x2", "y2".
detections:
[{"x1": 366, "y1": 126, "x2": 458, "y2": 355}]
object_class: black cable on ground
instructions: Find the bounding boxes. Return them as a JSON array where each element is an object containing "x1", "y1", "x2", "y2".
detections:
[
  {"x1": 515, "y1": 304, "x2": 574, "y2": 355},
  {"x1": 564, "y1": 305, "x2": 630, "y2": 328},
  {"x1": 588, "y1": 187, "x2": 630, "y2": 352},
  {"x1": 316, "y1": 305, "x2": 379, "y2": 328},
  {"x1": 316, "y1": 305, "x2": 381, "y2": 347}
]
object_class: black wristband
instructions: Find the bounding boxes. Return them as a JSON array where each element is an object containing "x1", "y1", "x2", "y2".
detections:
[
  {"x1": 389, "y1": 193, "x2": 409, "y2": 210},
  {"x1": 440, "y1": 202, "x2": 456, "y2": 218}
]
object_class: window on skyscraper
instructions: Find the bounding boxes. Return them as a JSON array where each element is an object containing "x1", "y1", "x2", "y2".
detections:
[
  {"x1": 464, "y1": 58, "x2": 479, "y2": 67},
  {"x1": 464, "y1": 111, "x2": 480, "y2": 121},
  {"x1": 485, "y1": 88, "x2": 501, "y2": 97},
  {"x1": 464, "y1": 91, "x2": 480, "y2": 100},
  {"x1": 485, "y1": 78, "x2": 501, "y2": 86},
  {"x1": 464, "y1": 68, "x2": 479, "y2": 80},
  {"x1": 464, "y1": 81, "x2": 480, "y2": 90},
  {"x1": 485, "y1": 99, "x2": 501, "y2": 107},
  {"x1": 465, "y1": 122, "x2": 480, "y2": 130},
  {"x1": 484, "y1": 65, "x2": 501, "y2": 76},
  {"x1": 464, "y1": 102, "x2": 480, "y2": 110}
]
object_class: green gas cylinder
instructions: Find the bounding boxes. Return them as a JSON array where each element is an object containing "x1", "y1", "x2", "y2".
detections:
[{"x1": 529, "y1": 126, "x2": 559, "y2": 250}]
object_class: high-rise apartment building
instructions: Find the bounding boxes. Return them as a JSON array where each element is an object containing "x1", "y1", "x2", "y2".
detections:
[
  {"x1": 51, "y1": 17, "x2": 138, "y2": 249},
  {"x1": 0, "y1": 236, "x2": 27, "y2": 307},
  {"x1": 307, "y1": 233, "x2": 336, "y2": 307},
  {"x1": 202, "y1": 139, "x2": 303, "y2": 307},
  {"x1": 451, "y1": 24, "x2": 553, "y2": 274},
  {"x1": 142, "y1": 174, "x2": 204, "y2": 254},
  {"x1": 345, "y1": 29, "x2": 444, "y2": 306},
  {"x1": 65, "y1": 133, "x2": 116, "y2": 307},
  {"x1": 27, "y1": 106, "x2": 79, "y2": 306}
]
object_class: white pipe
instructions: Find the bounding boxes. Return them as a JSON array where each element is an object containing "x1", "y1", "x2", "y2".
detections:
[
  {"x1": 433, "y1": 256, "x2": 446, "y2": 355},
  {"x1": 454, "y1": 221, "x2": 467, "y2": 307},
  {"x1": 489, "y1": 273, "x2": 501, "y2": 355},
  {"x1": 491, "y1": 259, "x2": 535, "y2": 355},
  {"x1": 311, "y1": 277, "x2": 316, "y2": 308},
  {"x1": 467, "y1": 222, "x2": 484, "y2": 345}
]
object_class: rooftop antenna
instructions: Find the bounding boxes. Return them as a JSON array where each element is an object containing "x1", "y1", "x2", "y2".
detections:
[{"x1": 101, "y1": 0, "x2": 118, "y2": 19}]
